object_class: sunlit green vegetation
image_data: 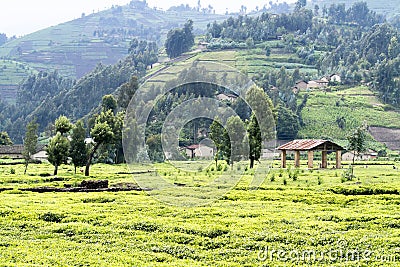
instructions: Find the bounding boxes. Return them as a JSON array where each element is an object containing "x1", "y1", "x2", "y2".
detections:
[{"x1": 0, "y1": 160, "x2": 399, "y2": 266}]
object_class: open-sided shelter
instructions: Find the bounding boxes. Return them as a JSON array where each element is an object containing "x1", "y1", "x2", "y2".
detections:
[{"x1": 277, "y1": 139, "x2": 344, "y2": 169}]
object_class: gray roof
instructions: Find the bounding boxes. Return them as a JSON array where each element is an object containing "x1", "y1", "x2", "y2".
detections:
[{"x1": 0, "y1": 145, "x2": 24, "y2": 154}]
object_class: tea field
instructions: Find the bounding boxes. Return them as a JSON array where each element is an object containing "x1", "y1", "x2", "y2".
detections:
[{"x1": 0, "y1": 160, "x2": 399, "y2": 266}]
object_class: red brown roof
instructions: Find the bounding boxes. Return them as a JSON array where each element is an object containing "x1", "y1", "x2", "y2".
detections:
[
  {"x1": 186, "y1": 144, "x2": 200, "y2": 150},
  {"x1": 277, "y1": 139, "x2": 343, "y2": 151}
]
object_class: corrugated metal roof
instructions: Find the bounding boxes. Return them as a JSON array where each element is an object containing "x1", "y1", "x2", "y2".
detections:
[{"x1": 277, "y1": 139, "x2": 342, "y2": 151}]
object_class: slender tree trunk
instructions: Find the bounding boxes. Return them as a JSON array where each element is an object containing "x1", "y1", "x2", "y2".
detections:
[
  {"x1": 85, "y1": 144, "x2": 100, "y2": 177},
  {"x1": 215, "y1": 148, "x2": 218, "y2": 169},
  {"x1": 24, "y1": 162, "x2": 28, "y2": 175},
  {"x1": 74, "y1": 165, "x2": 77, "y2": 175},
  {"x1": 249, "y1": 156, "x2": 254, "y2": 169},
  {"x1": 54, "y1": 165, "x2": 58, "y2": 176}
]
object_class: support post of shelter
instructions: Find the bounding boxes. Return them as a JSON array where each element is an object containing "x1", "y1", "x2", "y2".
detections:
[
  {"x1": 321, "y1": 151, "x2": 327, "y2": 168},
  {"x1": 294, "y1": 150, "x2": 300, "y2": 168},
  {"x1": 281, "y1": 150, "x2": 287, "y2": 168},
  {"x1": 336, "y1": 150, "x2": 342, "y2": 169},
  {"x1": 308, "y1": 150, "x2": 314, "y2": 169}
]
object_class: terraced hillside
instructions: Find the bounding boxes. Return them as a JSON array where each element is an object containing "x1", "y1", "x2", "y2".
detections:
[{"x1": 0, "y1": 2, "x2": 227, "y2": 103}]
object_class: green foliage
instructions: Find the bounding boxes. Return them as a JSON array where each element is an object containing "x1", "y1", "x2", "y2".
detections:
[{"x1": 55, "y1": 115, "x2": 72, "y2": 135}]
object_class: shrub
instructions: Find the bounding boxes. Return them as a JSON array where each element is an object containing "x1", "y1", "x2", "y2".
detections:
[
  {"x1": 40, "y1": 212, "x2": 65, "y2": 223},
  {"x1": 10, "y1": 168, "x2": 15, "y2": 174},
  {"x1": 270, "y1": 173, "x2": 275, "y2": 182}
]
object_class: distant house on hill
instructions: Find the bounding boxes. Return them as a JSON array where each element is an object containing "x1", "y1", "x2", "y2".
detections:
[
  {"x1": 307, "y1": 79, "x2": 329, "y2": 89},
  {"x1": 293, "y1": 80, "x2": 308, "y2": 94},
  {"x1": 329, "y1": 74, "x2": 341, "y2": 83}
]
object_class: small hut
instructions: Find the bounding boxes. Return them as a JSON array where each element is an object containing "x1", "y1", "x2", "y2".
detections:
[{"x1": 277, "y1": 139, "x2": 344, "y2": 169}]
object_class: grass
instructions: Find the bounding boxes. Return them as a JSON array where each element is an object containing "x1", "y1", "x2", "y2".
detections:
[{"x1": 0, "y1": 160, "x2": 399, "y2": 266}]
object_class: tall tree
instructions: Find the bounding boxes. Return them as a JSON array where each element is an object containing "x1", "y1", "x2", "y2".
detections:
[
  {"x1": 23, "y1": 120, "x2": 39, "y2": 174},
  {"x1": 0, "y1": 132, "x2": 13, "y2": 145},
  {"x1": 85, "y1": 120, "x2": 114, "y2": 176},
  {"x1": 209, "y1": 116, "x2": 227, "y2": 168},
  {"x1": 226, "y1": 116, "x2": 246, "y2": 169},
  {"x1": 347, "y1": 122, "x2": 368, "y2": 165},
  {"x1": 70, "y1": 120, "x2": 88, "y2": 174},
  {"x1": 102, "y1": 94, "x2": 118, "y2": 114},
  {"x1": 165, "y1": 20, "x2": 194, "y2": 58},
  {"x1": 248, "y1": 113, "x2": 262, "y2": 169},
  {"x1": 47, "y1": 133, "x2": 70, "y2": 176},
  {"x1": 118, "y1": 76, "x2": 139, "y2": 109}
]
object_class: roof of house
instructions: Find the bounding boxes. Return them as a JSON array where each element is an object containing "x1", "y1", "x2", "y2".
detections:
[
  {"x1": 186, "y1": 144, "x2": 200, "y2": 150},
  {"x1": 0, "y1": 145, "x2": 24, "y2": 154},
  {"x1": 277, "y1": 139, "x2": 344, "y2": 151},
  {"x1": 0, "y1": 144, "x2": 46, "y2": 155}
]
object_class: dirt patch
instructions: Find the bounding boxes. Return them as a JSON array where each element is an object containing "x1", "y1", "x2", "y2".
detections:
[{"x1": 369, "y1": 127, "x2": 400, "y2": 150}]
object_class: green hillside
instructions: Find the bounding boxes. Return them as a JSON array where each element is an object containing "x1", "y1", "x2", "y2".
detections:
[
  {"x1": 298, "y1": 86, "x2": 400, "y2": 151},
  {"x1": 0, "y1": 1, "x2": 227, "y2": 103}
]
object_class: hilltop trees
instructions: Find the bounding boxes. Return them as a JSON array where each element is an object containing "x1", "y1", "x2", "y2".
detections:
[{"x1": 165, "y1": 20, "x2": 194, "y2": 58}]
